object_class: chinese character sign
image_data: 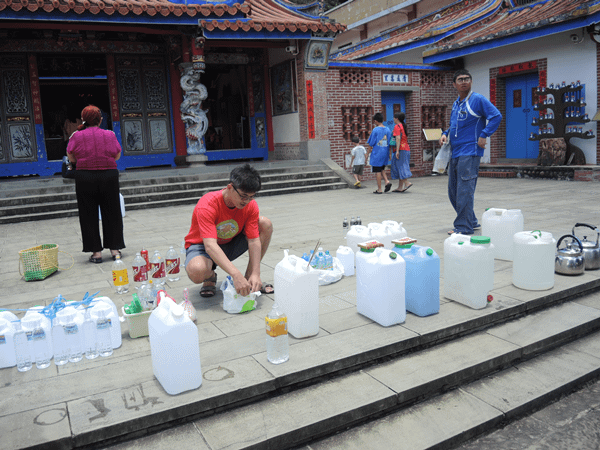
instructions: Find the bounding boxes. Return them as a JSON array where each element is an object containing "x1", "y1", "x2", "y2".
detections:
[
  {"x1": 383, "y1": 74, "x2": 408, "y2": 83},
  {"x1": 306, "y1": 80, "x2": 315, "y2": 139}
]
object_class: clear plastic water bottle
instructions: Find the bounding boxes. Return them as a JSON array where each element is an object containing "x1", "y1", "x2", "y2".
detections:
[
  {"x1": 112, "y1": 255, "x2": 130, "y2": 294},
  {"x1": 266, "y1": 302, "x2": 289, "y2": 364},
  {"x1": 138, "y1": 281, "x2": 151, "y2": 310},
  {"x1": 13, "y1": 321, "x2": 32, "y2": 372},
  {"x1": 302, "y1": 252, "x2": 309, "y2": 261},
  {"x1": 342, "y1": 217, "x2": 349, "y2": 236},
  {"x1": 61, "y1": 312, "x2": 83, "y2": 363},
  {"x1": 325, "y1": 250, "x2": 333, "y2": 270},
  {"x1": 180, "y1": 241, "x2": 186, "y2": 270},
  {"x1": 149, "y1": 250, "x2": 166, "y2": 286},
  {"x1": 351, "y1": 216, "x2": 356, "y2": 226},
  {"x1": 357, "y1": 216, "x2": 362, "y2": 225},
  {"x1": 165, "y1": 246, "x2": 180, "y2": 282},
  {"x1": 51, "y1": 320, "x2": 69, "y2": 366},
  {"x1": 30, "y1": 318, "x2": 52, "y2": 369},
  {"x1": 316, "y1": 247, "x2": 325, "y2": 270},
  {"x1": 132, "y1": 252, "x2": 148, "y2": 286},
  {"x1": 96, "y1": 310, "x2": 113, "y2": 357},
  {"x1": 82, "y1": 308, "x2": 99, "y2": 360}
]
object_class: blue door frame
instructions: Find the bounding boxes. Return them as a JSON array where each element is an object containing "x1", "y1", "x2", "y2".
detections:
[
  {"x1": 506, "y1": 73, "x2": 539, "y2": 159},
  {"x1": 381, "y1": 91, "x2": 406, "y2": 164}
]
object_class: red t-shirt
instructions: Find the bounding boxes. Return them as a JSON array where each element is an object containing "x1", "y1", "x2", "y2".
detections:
[
  {"x1": 185, "y1": 190, "x2": 260, "y2": 247},
  {"x1": 393, "y1": 123, "x2": 410, "y2": 151}
]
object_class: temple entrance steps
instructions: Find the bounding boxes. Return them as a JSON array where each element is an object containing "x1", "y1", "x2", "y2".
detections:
[{"x1": 0, "y1": 160, "x2": 350, "y2": 224}]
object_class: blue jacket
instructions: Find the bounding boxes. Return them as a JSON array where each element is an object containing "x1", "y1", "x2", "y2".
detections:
[{"x1": 443, "y1": 91, "x2": 502, "y2": 158}]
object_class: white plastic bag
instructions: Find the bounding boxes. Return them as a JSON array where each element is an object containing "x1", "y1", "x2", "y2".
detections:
[
  {"x1": 433, "y1": 141, "x2": 451, "y2": 174},
  {"x1": 220, "y1": 275, "x2": 261, "y2": 314},
  {"x1": 314, "y1": 257, "x2": 344, "y2": 286}
]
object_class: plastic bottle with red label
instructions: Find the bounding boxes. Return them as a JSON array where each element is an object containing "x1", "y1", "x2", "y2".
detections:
[
  {"x1": 140, "y1": 247, "x2": 150, "y2": 270},
  {"x1": 132, "y1": 252, "x2": 148, "y2": 286},
  {"x1": 149, "y1": 250, "x2": 166, "y2": 285},
  {"x1": 165, "y1": 246, "x2": 180, "y2": 282}
]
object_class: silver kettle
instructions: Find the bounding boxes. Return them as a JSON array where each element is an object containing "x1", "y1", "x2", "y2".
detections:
[
  {"x1": 555, "y1": 234, "x2": 585, "y2": 276},
  {"x1": 572, "y1": 223, "x2": 600, "y2": 270}
]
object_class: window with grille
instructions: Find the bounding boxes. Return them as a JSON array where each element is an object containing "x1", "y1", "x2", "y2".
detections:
[
  {"x1": 421, "y1": 105, "x2": 446, "y2": 130},
  {"x1": 340, "y1": 70, "x2": 370, "y2": 85},
  {"x1": 342, "y1": 106, "x2": 374, "y2": 141}
]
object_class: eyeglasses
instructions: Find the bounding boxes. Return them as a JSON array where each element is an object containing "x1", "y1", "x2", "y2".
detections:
[
  {"x1": 455, "y1": 77, "x2": 472, "y2": 84},
  {"x1": 232, "y1": 185, "x2": 257, "y2": 202}
]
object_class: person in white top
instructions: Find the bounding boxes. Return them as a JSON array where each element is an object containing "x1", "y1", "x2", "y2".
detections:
[{"x1": 349, "y1": 135, "x2": 367, "y2": 188}]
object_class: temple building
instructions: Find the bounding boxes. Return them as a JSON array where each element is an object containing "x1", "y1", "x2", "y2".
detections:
[{"x1": 0, "y1": 0, "x2": 344, "y2": 177}]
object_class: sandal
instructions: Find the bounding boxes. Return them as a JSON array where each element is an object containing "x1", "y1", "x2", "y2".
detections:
[
  {"x1": 111, "y1": 250, "x2": 122, "y2": 261},
  {"x1": 373, "y1": 190, "x2": 383, "y2": 194},
  {"x1": 400, "y1": 183, "x2": 412, "y2": 192},
  {"x1": 200, "y1": 272, "x2": 217, "y2": 298},
  {"x1": 260, "y1": 283, "x2": 274, "y2": 294},
  {"x1": 384, "y1": 183, "x2": 392, "y2": 193},
  {"x1": 89, "y1": 255, "x2": 102, "y2": 264}
]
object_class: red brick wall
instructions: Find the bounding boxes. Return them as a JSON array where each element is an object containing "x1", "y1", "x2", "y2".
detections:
[{"x1": 325, "y1": 67, "x2": 455, "y2": 180}]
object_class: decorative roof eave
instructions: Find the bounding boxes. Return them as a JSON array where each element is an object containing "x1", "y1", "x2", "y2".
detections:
[
  {"x1": 423, "y1": 9, "x2": 600, "y2": 64},
  {"x1": 330, "y1": 0, "x2": 498, "y2": 62},
  {"x1": 423, "y1": 0, "x2": 600, "y2": 63},
  {"x1": 0, "y1": 0, "x2": 251, "y2": 18}
]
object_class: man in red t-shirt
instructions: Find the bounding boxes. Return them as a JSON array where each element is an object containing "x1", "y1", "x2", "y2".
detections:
[{"x1": 184, "y1": 164, "x2": 273, "y2": 297}]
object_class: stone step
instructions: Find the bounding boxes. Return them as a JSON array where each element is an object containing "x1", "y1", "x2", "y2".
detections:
[
  {"x1": 191, "y1": 295, "x2": 600, "y2": 450},
  {"x1": 0, "y1": 162, "x2": 349, "y2": 224}
]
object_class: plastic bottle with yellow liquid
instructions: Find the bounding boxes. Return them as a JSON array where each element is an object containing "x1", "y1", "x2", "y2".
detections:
[
  {"x1": 112, "y1": 255, "x2": 130, "y2": 294},
  {"x1": 266, "y1": 302, "x2": 289, "y2": 364}
]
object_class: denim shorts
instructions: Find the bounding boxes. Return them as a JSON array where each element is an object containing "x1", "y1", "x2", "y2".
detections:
[{"x1": 185, "y1": 233, "x2": 248, "y2": 270}]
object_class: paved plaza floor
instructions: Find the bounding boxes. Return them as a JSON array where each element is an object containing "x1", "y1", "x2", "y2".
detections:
[{"x1": 2, "y1": 174, "x2": 600, "y2": 449}]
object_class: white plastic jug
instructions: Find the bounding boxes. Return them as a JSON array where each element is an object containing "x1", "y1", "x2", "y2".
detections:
[
  {"x1": 274, "y1": 250, "x2": 320, "y2": 338},
  {"x1": 149, "y1": 294, "x2": 202, "y2": 395},
  {"x1": 0, "y1": 318, "x2": 16, "y2": 368},
  {"x1": 336, "y1": 246, "x2": 355, "y2": 277},
  {"x1": 393, "y1": 242, "x2": 440, "y2": 317},
  {"x1": 89, "y1": 301, "x2": 122, "y2": 349},
  {"x1": 381, "y1": 220, "x2": 408, "y2": 247},
  {"x1": 513, "y1": 230, "x2": 556, "y2": 290},
  {"x1": 345, "y1": 225, "x2": 372, "y2": 253},
  {"x1": 368, "y1": 223, "x2": 394, "y2": 249},
  {"x1": 356, "y1": 246, "x2": 406, "y2": 326},
  {"x1": 481, "y1": 208, "x2": 524, "y2": 261},
  {"x1": 444, "y1": 235, "x2": 494, "y2": 309}
]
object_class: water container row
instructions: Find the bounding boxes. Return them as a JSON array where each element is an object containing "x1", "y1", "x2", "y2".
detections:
[
  {"x1": 345, "y1": 220, "x2": 408, "y2": 252},
  {"x1": 0, "y1": 297, "x2": 122, "y2": 371}
]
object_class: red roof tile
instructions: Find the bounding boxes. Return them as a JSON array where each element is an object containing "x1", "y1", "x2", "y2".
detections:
[
  {"x1": 0, "y1": 0, "x2": 345, "y2": 34},
  {"x1": 333, "y1": 0, "x2": 499, "y2": 61},
  {"x1": 425, "y1": 0, "x2": 598, "y2": 57}
]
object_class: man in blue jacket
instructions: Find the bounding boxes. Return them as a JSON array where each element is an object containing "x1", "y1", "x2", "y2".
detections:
[{"x1": 439, "y1": 69, "x2": 502, "y2": 235}]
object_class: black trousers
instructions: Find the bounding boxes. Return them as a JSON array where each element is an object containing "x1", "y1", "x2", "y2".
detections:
[{"x1": 75, "y1": 169, "x2": 125, "y2": 253}]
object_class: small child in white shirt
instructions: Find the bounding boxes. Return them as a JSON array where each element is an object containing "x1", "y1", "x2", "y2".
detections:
[{"x1": 349, "y1": 136, "x2": 367, "y2": 188}]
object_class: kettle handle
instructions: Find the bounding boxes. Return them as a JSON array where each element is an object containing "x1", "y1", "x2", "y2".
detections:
[
  {"x1": 556, "y1": 234, "x2": 583, "y2": 251},
  {"x1": 573, "y1": 223, "x2": 599, "y2": 244}
]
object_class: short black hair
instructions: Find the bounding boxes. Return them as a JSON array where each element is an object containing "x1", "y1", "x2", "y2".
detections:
[
  {"x1": 373, "y1": 112, "x2": 384, "y2": 123},
  {"x1": 351, "y1": 136, "x2": 360, "y2": 144},
  {"x1": 230, "y1": 163, "x2": 261, "y2": 193},
  {"x1": 453, "y1": 69, "x2": 471, "y2": 83}
]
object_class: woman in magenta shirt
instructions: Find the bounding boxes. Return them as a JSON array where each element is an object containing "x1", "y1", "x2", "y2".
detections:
[{"x1": 67, "y1": 105, "x2": 125, "y2": 264}]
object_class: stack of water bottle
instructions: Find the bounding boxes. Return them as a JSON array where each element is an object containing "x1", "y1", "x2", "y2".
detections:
[
  {"x1": 0, "y1": 297, "x2": 121, "y2": 372},
  {"x1": 118, "y1": 244, "x2": 185, "y2": 295},
  {"x1": 302, "y1": 247, "x2": 334, "y2": 270}
]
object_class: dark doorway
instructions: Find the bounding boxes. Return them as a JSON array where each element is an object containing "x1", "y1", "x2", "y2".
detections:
[
  {"x1": 203, "y1": 64, "x2": 251, "y2": 151},
  {"x1": 40, "y1": 81, "x2": 111, "y2": 161}
]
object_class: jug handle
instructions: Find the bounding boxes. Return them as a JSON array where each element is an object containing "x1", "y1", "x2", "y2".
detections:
[
  {"x1": 572, "y1": 223, "x2": 599, "y2": 244},
  {"x1": 485, "y1": 207, "x2": 504, "y2": 215},
  {"x1": 531, "y1": 230, "x2": 542, "y2": 239},
  {"x1": 557, "y1": 234, "x2": 583, "y2": 251}
]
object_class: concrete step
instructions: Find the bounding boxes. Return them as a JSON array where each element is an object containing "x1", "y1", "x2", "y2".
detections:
[
  {"x1": 82, "y1": 286, "x2": 600, "y2": 450},
  {"x1": 0, "y1": 162, "x2": 349, "y2": 224},
  {"x1": 190, "y1": 296, "x2": 600, "y2": 450}
]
